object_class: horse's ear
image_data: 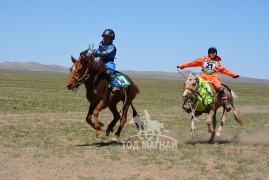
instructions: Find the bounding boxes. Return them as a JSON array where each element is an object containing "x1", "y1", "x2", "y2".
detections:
[
  {"x1": 195, "y1": 74, "x2": 200, "y2": 79},
  {"x1": 187, "y1": 74, "x2": 192, "y2": 79},
  {"x1": 80, "y1": 49, "x2": 89, "y2": 56},
  {"x1": 71, "y1": 55, "x2": 77, "y2": 64}
]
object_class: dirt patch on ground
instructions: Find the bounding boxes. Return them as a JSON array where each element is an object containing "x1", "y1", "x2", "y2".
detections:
[
  {"x1": 232, "y1": 123, "x2": 269, "y2": 144},
  {"x1": 236, "y1": 105, "x2": 269, "y2": 113},
  {"x1": 0, "y1": 106, "x2": 269, "y2": 179}
]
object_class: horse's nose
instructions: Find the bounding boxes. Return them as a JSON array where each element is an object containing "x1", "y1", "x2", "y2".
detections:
[{"x1": 67, "y1": 84, "x2": 72, "y2": 89}]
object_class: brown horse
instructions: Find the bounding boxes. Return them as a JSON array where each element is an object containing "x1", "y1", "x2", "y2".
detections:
[
  {"x1": 66, "y1": 50, "x2": 140, "y2": 142},
  {"x1": 182, "y1": 74, "x2": 242, "y2": 142}
]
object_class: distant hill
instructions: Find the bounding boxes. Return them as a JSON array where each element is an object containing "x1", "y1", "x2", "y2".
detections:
[
  {"x1": 1, "y1": 61, "x2": 269, "y2": 84},
  {"x1": 0, "y1": 61, "x2": 68, "y2": 73}
]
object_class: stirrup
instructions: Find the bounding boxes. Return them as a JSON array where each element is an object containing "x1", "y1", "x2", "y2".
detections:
[
  {"x1": 112, "y1": 86, "x2": 120, "y2": 92},
  {"x1": 110, "y1": 87, "x2": 120, "y2": 98}
]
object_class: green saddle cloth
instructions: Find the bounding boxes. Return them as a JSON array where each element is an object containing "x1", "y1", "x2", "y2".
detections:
[
  {"x1": 109, "y1": 71, "x2": 131, "y2": 88},
  {"x1": 192, "y1": 77, "x2": 214, "y2": 111}
]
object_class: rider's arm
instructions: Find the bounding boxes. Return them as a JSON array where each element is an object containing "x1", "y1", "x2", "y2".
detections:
[
  {"x1": 178, "y1": 57, "x2": 204, "y2": 69},
  {"x1": 85, "y1": 49, "x2": 93, "y2": 57},
  {"x1": 96, "y1": 45, "x2": 116, "y2": 59},
  {"x1": 215, "y1": 62, "x2": 238, "y2": 78}
]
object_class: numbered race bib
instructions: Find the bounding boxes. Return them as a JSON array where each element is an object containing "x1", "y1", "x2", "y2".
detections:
[
  {"x1": 115, "y1": 72, "x2": 131, "y2": 87},
  {"x1": 203, "y1": 59, "x2": 216, "y2": 74}
]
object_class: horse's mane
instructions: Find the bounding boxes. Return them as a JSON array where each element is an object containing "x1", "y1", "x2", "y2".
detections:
[
  {"x1": 82, "y1": 56, "x2": 108, "y2": 86},
  {"x1": 80, "y1": 50, "x2": 105, "y2": 71},
  {"x1": 89, "y1": 58, "x2": 107, "y2": 74}
]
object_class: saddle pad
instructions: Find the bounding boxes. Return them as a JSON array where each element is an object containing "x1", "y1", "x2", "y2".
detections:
[
  {"x1": 193, "y1": 77, "x2": 214, "y2": 111},
  {"x1": 114, "y1": 71, "x2": 131, "y2": 87},
  {"x1": 108, "y1": 71, "x2": 131, "y2": 88}
]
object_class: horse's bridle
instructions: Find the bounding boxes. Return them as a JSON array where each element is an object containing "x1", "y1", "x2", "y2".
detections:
[
  {"x1": 69, "y1": 65, "x2": 90, "y2": 87},
  {"x1": 183, "y1": 79, "x2": 199, "y2": 100}
]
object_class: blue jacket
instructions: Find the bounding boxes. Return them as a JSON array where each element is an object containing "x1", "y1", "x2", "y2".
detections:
[
  {"x1": 85, "y1": 41, "x2": 117, "y2": 70},
  {"x1": 94, "y1": 41, "x2": 116, "y2": 64}
]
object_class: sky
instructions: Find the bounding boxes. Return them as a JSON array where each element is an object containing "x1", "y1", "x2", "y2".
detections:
[{"x1": 0, "y1": 0, "x2": 269, "y2": 79}]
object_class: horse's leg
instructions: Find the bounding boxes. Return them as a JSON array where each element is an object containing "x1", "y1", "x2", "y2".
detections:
[
  {"x1": 86, "y1": 104, "x2": 95, "y2": 129},
  {"x1": 92, "y1": 100, "x2": 105, "y2": 139},
  {"x1": 209, "y1": 109, "x2": 217, "y2": 142},
  {"x1": 206, "y1": 109, "x2": 215, "y2": 133},
  {"x1": 216, "y1": 108, "x2": 227, "y2": 136},
  {"x1": 106, "y1": 105, "x2": 121, "y2": 136},
  {"x1": 112, "y1": 102, "x2": 131, "y2": 142},
  {"x1": 191, "y1": 116, "x2": 196, "y2": 139}
]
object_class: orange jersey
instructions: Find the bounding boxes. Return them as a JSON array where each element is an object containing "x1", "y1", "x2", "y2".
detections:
[{"x1": 178, "y1": 55, "x2": 238, "y2": 89}]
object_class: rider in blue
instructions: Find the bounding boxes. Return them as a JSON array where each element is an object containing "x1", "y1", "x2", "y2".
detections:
[{"x1": 85, "y1": 29, "x2": 120, "y2": 95}]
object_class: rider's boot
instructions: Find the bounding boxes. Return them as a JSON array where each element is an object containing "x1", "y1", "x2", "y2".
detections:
[
  {"x1": 218, "y1": 87, "x2": 232, "y2": 112},
  {"x1": 106, "y1": 69, "x2": 121, "y2": 103}
]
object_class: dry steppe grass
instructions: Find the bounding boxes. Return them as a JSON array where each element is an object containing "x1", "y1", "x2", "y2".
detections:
[{"x1": 0, "y1": 71, "x2": 269, "y2": 179}]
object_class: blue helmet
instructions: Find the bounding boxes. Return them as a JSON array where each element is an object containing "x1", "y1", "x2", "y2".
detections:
[
  {"x1": 208, "y1": 46, "x2": 217, "y2": 54},
  {"x1": 101, "y1": 29, "x2": 115, "y2": 40}
]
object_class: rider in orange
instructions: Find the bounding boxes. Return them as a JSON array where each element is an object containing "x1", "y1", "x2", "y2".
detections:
[{"x1": 177, "y1": 46, "x2": 239, "y2": 111}]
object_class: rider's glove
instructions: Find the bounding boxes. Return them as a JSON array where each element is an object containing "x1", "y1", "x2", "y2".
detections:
[
  {"x1": 233, "y1": 75, "x2": 239, "y2": 78},
  {"x1": 85, "y1": 49, "x2": 97, "y2": 57},
  {"x1": 91, "y1": 49, "x2": 97, "y2": 55}
]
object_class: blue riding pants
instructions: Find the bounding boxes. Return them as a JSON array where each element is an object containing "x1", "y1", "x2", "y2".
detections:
[{"x1": 105, "y1": 61, "x2": 120, "y2": 87}]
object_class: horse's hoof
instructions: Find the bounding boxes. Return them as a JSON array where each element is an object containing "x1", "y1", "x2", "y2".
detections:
[
  {"x1": 208, "y1": 140, "x2": 214, "y2": 144},
  {"x1": 106, "y1": 130, "x2": 112, "y2": 136},
  {"x1": 190, "y1": 131, "x2": 196, "y2": 139},
  {"x1": 112, "y1": 135, "x2": 119, "y2": 142},
  {"x1": 208, "y1": 129, "x2": 214, "y2": 134},
  {"x1": 96, "y1": 131, "x2": 103, "y2": 139},
  {"x1": 209, "y1": 135, "x2": 215, "y2": 143}
]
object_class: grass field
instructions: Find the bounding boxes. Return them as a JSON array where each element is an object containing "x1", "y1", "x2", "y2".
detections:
[{"x1": 0, "y1": 70, "x2": 269, "y2": 179}]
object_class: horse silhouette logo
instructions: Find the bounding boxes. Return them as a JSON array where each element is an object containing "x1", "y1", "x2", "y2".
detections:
[
  {"x1": 125, "y1": 110, "x2": 177, "y2": 150},
  {"x1": 131, "y1": 110, "x2": 169, "y2": 141}
]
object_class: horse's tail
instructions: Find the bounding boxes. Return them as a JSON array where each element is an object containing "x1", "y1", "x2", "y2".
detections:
[
  {"x1": 231, "y1": 91, "x2": 243, "y2": 125},
  {"x1": 231, "y1": 90, "x2": 238, "y2": 104},
  {"x1": 132, "y1": 84, "x2": 140, "y2": 97},
  {"x1": 131, "y1": 103, "x2": 144, "y2": 130},
  {"x1": 233, "y1": 109, "x2": 243, "y2": 125}
]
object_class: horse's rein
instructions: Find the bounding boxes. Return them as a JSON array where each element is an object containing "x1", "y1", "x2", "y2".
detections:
[
  {"x1": 177, "y1": 68, "x2": 188, "y2": 79},
  {"x1": 69, "y1": 66, "x2": 90, "y2": 86}
]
